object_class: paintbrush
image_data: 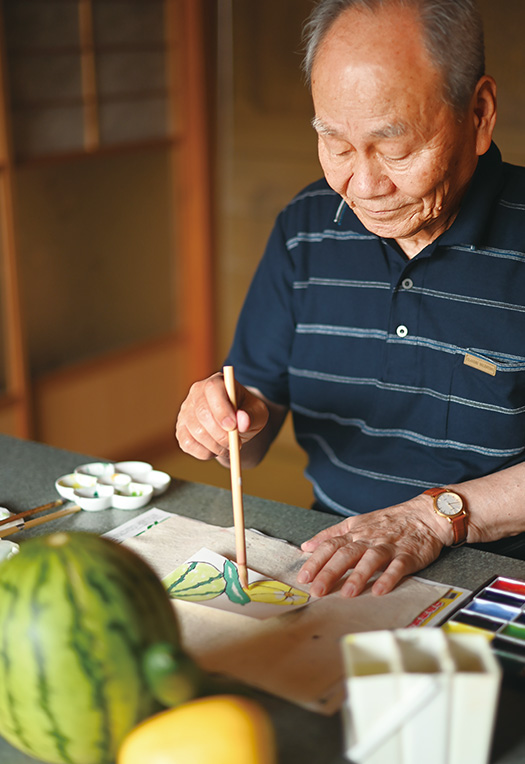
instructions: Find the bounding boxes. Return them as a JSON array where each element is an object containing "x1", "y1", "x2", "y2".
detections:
[
  {"x1": 0, "y1": 505, "x2": 81, "y2": 538},
  {"x1": 223, "y1": 365, "x2": 249, "y2": 589},
  {"x1": 0, "y1": 498, "x2": 65, "y2": 528}
]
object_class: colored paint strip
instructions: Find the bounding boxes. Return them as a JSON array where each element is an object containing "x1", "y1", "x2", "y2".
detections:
[
  {"x1": 467, "y1": 599, "x2": 519, "y2": 621},
  {"x1": 490, "y1": 577, "x2": 525, "y2": 597},
  {"x1": 482, "y1": 588, "x2": 525, "y2": 608},
  {"x1": 452, "y1": 610, "x2": 500, "y2": 633},
  {"x1": 502, "y1": 623, "x2": 525, "y2": 641},
  {"x1": 442, "y1": 620, "x2": 494, "y2": 640}
]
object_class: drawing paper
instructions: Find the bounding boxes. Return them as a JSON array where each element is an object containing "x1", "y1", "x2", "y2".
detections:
[{"x1": 124, "y1": 513, "x2": 450, "y2": 714}]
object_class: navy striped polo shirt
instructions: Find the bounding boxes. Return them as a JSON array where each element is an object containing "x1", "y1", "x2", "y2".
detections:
[{"x1": 226, "y1": 143, "x2": 525, "y2": 516}]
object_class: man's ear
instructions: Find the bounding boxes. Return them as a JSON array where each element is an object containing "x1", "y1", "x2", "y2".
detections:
[{"x1": 472, "y1": 75, "x2": 497, "y2": 156}]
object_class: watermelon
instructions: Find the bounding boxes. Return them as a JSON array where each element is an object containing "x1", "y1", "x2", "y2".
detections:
[{"x1": 0, "y1": 532, "x2": 200, "y2": 764}]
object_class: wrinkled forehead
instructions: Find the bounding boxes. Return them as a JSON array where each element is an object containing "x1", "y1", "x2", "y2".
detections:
[
  {"x1": 310, "y1": 6, "x2": 450, "y2": 134},
  {"x1": 311, "y1": 4, "x2": 445, "y2": 102}
]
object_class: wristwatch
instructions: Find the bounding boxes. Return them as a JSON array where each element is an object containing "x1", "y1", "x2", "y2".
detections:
[{"x1": 423, "y1": 487, "x2": 468, "y2": 547}]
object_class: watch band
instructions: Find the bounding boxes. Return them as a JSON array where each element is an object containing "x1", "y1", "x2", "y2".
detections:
[
  {"x1": 423, "y1": 487, "x2": 468, "y2": 547},
  {"x1": 448, "y1": 513, "x2": 468, "y2": 547}
]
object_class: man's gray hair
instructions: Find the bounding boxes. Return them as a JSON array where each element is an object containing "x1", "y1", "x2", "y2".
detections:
[{"x1": 302, "y1": 0, "x2": 485, "y2": 114}]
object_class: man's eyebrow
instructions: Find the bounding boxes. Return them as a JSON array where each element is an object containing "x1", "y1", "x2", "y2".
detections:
[
  {"x1": 369, "y1": 122, "x2": 408, "y2": 139},
  {"x1": 311, "y1": 116, "x2": 339, "y2": 136},
  {"x1": 311, "y1": 116, "x2": 408, "y2": 140}
]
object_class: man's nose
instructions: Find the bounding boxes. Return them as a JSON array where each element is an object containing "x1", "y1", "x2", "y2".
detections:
[{"x1": 347, "y1": 154, "x2": 389, "y2": 198}]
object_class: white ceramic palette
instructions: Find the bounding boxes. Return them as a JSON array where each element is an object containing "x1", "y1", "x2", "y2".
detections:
[{"x1": 55, "y1": 461, "x2": 170, "y2": 511}]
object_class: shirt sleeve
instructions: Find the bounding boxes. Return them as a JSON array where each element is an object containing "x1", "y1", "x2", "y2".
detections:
[{"x1": 224, "y1": 210, "x2": 295, "y2": 407}]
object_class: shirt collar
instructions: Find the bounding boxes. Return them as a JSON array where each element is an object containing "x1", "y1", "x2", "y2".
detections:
[{"x1": 438, "y1": 141, "x2": 504, "y2": 250}]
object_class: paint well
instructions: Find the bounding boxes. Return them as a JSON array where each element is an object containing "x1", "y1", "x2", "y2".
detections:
[
  {"x1": 442, "y1": 620, "x2": 493, "y2": 640},
  {"x1": 453, "y1": 610, "x2": 501, "y2": 633},
  {"x1": 490, "y1": 577, "x2": 525, "y2": 597},
  {"x1": 467, "y1": 599, "x2": 519, "y2": 621},
  {"x1": 483, "y1": 588, "x2": 525, "y2": 608},
  {"x1": 502, "y1": 623, "x2": 525, "y2": 641}
]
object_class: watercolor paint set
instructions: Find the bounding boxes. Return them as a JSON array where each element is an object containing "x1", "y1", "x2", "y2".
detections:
[{"x1": 441, "y1": 575, "x2": 525, "y2": 681}]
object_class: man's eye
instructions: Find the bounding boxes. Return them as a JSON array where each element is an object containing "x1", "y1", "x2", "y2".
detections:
[
  {"x1": 383, "y1": 153, "x2": 409, "y2": 163},
  {"x1": 330, "y1": 145, "x2": 352, "y2": 158},
  {"x1": 321, "y1": 137, "x2": 351, "y2": 157}
]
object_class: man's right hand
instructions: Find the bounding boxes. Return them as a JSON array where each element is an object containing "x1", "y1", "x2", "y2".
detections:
[{"x1": 175, "y1": 372, "x2": 272, "y2": 463}]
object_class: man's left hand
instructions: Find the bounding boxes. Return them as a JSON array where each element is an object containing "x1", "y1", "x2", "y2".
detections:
[{"x1": 297, "y1": 496, "x2": 448, "y2": 597}]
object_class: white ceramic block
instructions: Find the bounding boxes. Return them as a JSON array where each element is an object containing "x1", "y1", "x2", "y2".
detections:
[
  {"x1": 446, "y1": 633, "x2": 501, "y2": 764},
  {"x1": 341, "y1": 629, "x2": 501, "y2": 764},
  {"x1": 395, "y1": 629, "x2": 452, "y2": 764},
  {"x1": 342, "y1": 631, "x2": 403, "y2": 764}
]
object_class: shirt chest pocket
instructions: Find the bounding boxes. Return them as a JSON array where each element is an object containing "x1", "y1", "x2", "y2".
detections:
[{"x1": 445, "y1": 351, "x2": 525, "y2": 457}]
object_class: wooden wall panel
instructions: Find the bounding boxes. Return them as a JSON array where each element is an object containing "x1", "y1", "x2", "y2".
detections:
[
  {"x1": 34, "y1": 335, "x2": 186, "y2": 458},
  {"x1": 0, "y1": 0, "x2": 214, "y2": 459}
]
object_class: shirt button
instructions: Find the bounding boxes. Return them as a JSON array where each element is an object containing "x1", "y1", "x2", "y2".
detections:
[
  {"x1": 396, "y1": 324, "x2": 409, "y2": 338},
  {"x1": 402, "y1": 278, "x2": 414, "y2": 289}
]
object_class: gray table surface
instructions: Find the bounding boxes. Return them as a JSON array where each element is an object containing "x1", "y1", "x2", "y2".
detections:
[{"x1": 1, "y1": 434, "x2": 524, "y2": 763}]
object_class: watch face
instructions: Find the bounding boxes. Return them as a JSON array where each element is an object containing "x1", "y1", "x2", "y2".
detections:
[{"x1": 436, "y1": 491, "x2": 463, "y2": 516}]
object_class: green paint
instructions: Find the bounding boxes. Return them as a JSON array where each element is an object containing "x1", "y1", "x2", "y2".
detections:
[
  {"x1": 502, "y1": 622, "x2": 525, "y2": 641},
  {"x1": 223, "y1": 560, "x2": 250, "y2": 605}
]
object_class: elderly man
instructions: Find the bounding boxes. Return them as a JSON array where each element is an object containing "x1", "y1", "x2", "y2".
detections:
[{"x1": 176, "y1": 0, "x2": 525, "y2": 598}]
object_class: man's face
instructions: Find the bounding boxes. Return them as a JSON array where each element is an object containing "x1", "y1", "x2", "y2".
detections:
[{"x1": 311, "y1": 5, "x2": 484, "y2": 256}]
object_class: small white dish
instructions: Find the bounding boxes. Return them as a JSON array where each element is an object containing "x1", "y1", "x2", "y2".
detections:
[
  {"x1": 75, "y1": 462, "x2": 116, "y2": 479},
  {"x1": 0, "y1": 540, "x2": 19, "y2": 562},
  {"x1": 143, "y1": 469, "x2": 171, "y2": 495},
  {"x1": 74, "y1": 484, "x2": 114, "y2": 512},
  {"x1": 114, "y1": 461, "x2": 153, "y2": 480},
  {"x1": 112, "y1": 482, "x2": 154, "y2": 510},
  {"x1": 56, "y1": 473, "x2": 97, "y2": 501}
]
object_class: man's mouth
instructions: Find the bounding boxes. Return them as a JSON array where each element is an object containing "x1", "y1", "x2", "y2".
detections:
[{"x1": 357, "y1": 206, "x2": 400, "y2": 216}]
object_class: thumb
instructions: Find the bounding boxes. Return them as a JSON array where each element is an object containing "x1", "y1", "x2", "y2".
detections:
[{"x1": 236, "y1": 409, "x2": 251, "y2": 433}]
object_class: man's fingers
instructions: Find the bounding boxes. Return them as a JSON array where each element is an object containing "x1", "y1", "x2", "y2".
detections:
[
  {"x1": 201, "y1": 375, "x2": 238, "y2": 431},
  {"x1": 369, "y1": 553, "x2": 416, "y2": 596},
  {"x1": 299, "y1": 534, "x2": 429, "y2": 599},
  {"x1": 301, "y1": 540, "x2": 397, "y2": 598},
  {"x1": 176, "y1": 374, "x2": 237, "y2": 458},
  {"x1": 175, "y1": 422, "x2": 228, "y2": 460},
  {"x1": 338, "y1": 547, "x2": 409, "y2": 597},
  {"x1": 297, "y1": 536, "x2": 362, "y2": 593},
  {"x1": 334, "y1": 543, "x2": 393, "y2": 597},
  {"x1": 301, "y1": 521, "x2": 352, "y2": 553}
]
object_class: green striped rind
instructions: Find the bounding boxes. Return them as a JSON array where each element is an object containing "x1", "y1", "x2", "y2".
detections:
[
  {"x1": 0, "y1": 532, "x2": 182, "y2": 764},
  {"x1": 164, "y1": 561, "x2": 226, "y2": 601}
]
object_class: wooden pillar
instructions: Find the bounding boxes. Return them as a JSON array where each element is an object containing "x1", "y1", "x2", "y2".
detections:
[
  {"x1": 167, "y1": 0, "x2": 216, "y2": 382},
  {"x1": 0, "y1": 8, "x2": 32, "y2": 437}
]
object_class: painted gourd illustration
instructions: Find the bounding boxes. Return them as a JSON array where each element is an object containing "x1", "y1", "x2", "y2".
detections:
[{"x1": 165, "y1": 558, "x2": 310, "y2": 607}]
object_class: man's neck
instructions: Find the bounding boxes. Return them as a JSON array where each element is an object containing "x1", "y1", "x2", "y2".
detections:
[{"x1": 396, "y1": 209, "x2": 461, "y2": 259}]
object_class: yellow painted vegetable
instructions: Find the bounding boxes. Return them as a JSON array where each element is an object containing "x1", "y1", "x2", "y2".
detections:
[{"x1": 117, "y1": 695, "x2": 277, "y2": 764}]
